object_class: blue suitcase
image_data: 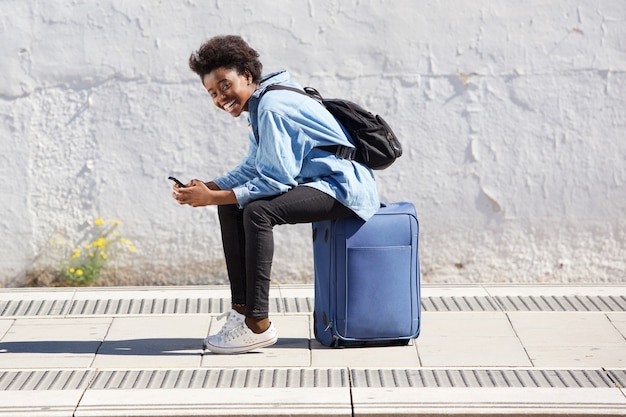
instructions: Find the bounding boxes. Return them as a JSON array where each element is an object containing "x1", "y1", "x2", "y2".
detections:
[{"x1": 312, "y1": 202, "x2": 421, "y2": 347}]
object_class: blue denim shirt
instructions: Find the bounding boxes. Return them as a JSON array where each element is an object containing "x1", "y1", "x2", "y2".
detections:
[{"x1": 213, "y1": 71, "x2": 379, "y2": 220}]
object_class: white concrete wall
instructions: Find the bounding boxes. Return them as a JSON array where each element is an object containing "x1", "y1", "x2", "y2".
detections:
[{"x1": 1, "y1": 0, "x2": 624, "y2": 286}]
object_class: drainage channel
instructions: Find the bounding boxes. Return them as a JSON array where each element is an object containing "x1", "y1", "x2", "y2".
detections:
[
  {"x1": 0, "y1": 369, "x2": 624, "y2": 390},
  {"x1": 1, "y1": 295, "x2": 624, "y2": 317}
]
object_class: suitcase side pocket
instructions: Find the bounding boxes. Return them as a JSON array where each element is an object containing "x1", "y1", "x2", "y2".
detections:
[{"x1": 335, "y1": 245, "x2": 414, "y2": 339}]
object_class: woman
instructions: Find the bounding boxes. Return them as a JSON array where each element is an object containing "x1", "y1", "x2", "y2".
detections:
[{"x1": 173, "y1": 35, "x2": 379, "y2": 354}]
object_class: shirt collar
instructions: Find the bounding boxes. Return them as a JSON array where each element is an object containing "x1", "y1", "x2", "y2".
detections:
[{"x1": 253, "y1": 70, "x2": 290, "y2": 98}]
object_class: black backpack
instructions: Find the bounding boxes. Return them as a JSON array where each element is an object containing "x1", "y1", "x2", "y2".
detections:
[{"x1": 261, "y1": 85, "x2": 402, "y2": 170}]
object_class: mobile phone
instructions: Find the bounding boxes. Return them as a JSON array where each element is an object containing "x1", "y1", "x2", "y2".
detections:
[{"x1": 168, "y1": 176, "x2": 186, "y2": 188}]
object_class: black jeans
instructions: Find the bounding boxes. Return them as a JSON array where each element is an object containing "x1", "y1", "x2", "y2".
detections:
[{"x1": 217, "y1": 186, "x2": 356, "y2": 318}]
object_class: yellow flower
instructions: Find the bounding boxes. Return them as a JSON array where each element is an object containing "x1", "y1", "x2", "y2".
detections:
[
  {"x1": 76, "y1": 269, "x2": 84, "y2": 276},
  {"x1": 100, "y1": 252, "x2": 108, "y2": 260},
  {"x1": 70, "y1": 268, "x2": 75, "y2": 273},
  {"x1": 95, "y1": 218, "x2": 104, "y2": 226},
  {"x1": 71, "y1": 248, "x2": 81, "y2": 259},
  {"x1": 129, "y1": 246, "x2": 136, "y2": 252}
]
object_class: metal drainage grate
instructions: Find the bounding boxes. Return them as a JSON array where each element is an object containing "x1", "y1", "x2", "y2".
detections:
[
  {"x1": 0, "y1": 370, "x2": 93, "y2": 391},
  {"x1": 421, "y1": 296, "x2": 501, "y2": 311},
  {"x1": 0, "y1": 295, "x2": 624, "y2": 317},
  {"x1": 421, "y1": 295, "x2": 626, "y2": 312},
  {"x1": 0, "y1": 299, "x2": 71, "y2": 317},
  {"x1": 281, "y1": 296, "x2": 315, "y2": 313},
  {"x1": 67, "y1": 298, "x2": 231, "y2": 315},
  {"x1": 0, "y1": 369, "x2": 348, "y2": 391},
  {"x1": 89, "y1": 368, "x2": 348, "y2": 390},
  {"x1": 492, "y1": 295, "x2": 626, "y2": 312},
  {"x1": 1, "y1": 369, "x2": 624, "y2": 391},
  {"x1": 349, "y1": 369, "x2": 623, "y2": 388},
  {"x1": 606, "y1": 369, "x2": 626, "y2": 388}
]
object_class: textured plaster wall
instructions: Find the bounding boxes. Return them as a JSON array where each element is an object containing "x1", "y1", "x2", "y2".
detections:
[{"x1": 0, "y1": 0, "x2": 624, "y2": 286}]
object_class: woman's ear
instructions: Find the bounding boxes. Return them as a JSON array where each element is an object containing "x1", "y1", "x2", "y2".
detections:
[{"x1": 243, "y1": 69, "x2": 253, "y2": 84}]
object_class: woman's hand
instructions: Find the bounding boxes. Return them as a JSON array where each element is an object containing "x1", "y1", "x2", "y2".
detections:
[
  {"x1": 172, "y1": 179, "x2": 237, "y2": 207},
  {"x1": 172, "y1": 179, "x2": 210, "y2": 207}
]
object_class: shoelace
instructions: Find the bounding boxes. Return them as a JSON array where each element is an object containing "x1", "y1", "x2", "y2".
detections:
[
  {"x1": 221, "y1": 322, "x2": 250, "y2": 343},
  {"x1": 215, "y1": 310, "x2": 244, "y2": 336}
]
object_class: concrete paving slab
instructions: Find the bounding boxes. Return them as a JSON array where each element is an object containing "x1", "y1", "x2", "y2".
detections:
[
  {"x1": 421, "y1": 284, "x2": 492, "y2": 298},
  {"x1": 71, "y1": 286, "x2": 232, "y2": 301},
  {"x1": 310, "y1": 340, "x2": 420, "y2": 368},
  {"x1": 0, "y1": 391, "x2": 83, "y2": 417},
  {"x1": 351, "y1": 387, "x2": 626, "y2": 416},
  {"x1": 0, "y1": 318, "x2": 111, "y2": 369},
  {"x1": 76, "y1": 387, "x2": 352, "y2": 416},
  {"x1": 91, "y1": 315, "x2": 209, "y2": 368},
  {"x1": 0, "y1": 288, "x2": 76, "y2": 302},
  {"x1": 509, "y1": 312, "x2": 626, "y2": 367},
  {"x1": 415, "y1": 312, "x2": 531, "y2": 367},
  {"x1": 608, "y1": 313, "x2": 626, "y2": 338},
  {"x1": 0, "y1": 319, "x2": 13, "y2": 339},
  {"x1": 521, "y1": 346, "x2": 626, "y2": 368},
  {"x1": 202, "y1": 315, "x2": 311, "y2": 368},
  {"x1": 509, "y1": 313, "x2": 625, "y2": 346}
]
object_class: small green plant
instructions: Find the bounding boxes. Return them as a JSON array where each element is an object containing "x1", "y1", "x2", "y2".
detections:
[{"x1": 50, "y1": 218, "x2": 136, "y2": 286}]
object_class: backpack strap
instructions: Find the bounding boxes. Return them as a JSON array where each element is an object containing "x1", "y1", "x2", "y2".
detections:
[
  {"x1": 261, "y1": 84, "x2": 310, "y2": 98},
  {"x1": 260, "y1": 85, "x2": 355, "y2": 160}
]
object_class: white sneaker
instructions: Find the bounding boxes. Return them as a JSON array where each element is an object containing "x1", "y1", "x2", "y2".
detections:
[
  {"x1": 204, "y1": 321, "x2": 278, "y2": 354},
  {"x1": 203, "y1": 309, "x2": 245, "y2": 349}
]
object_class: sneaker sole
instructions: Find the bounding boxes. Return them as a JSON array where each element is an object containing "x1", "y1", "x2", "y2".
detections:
[{"x1": 204, "y1": 334, "x2": 278, "y2": 354}]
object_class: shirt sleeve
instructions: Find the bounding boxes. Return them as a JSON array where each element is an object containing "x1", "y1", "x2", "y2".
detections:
[
  {"x1": 212, "y1": 131, "x2": 259, "y2": 191},
  {"x1": 217, "y1": 109, "x2": 309, "y2": 208}
]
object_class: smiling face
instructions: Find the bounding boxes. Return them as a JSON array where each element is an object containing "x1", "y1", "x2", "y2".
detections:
[{"x1": 202, "y1": 67, "x2": 257, "y2": 118}]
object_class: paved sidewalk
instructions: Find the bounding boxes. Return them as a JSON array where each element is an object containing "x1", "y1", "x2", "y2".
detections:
[{"x1": 0, "y1": 283, "x2": 624, "y2": 416}]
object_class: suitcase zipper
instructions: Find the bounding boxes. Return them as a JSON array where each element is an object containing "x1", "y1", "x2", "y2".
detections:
[{"x1": 324, "y1": 321, "x2": 332, "y2": 332}]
